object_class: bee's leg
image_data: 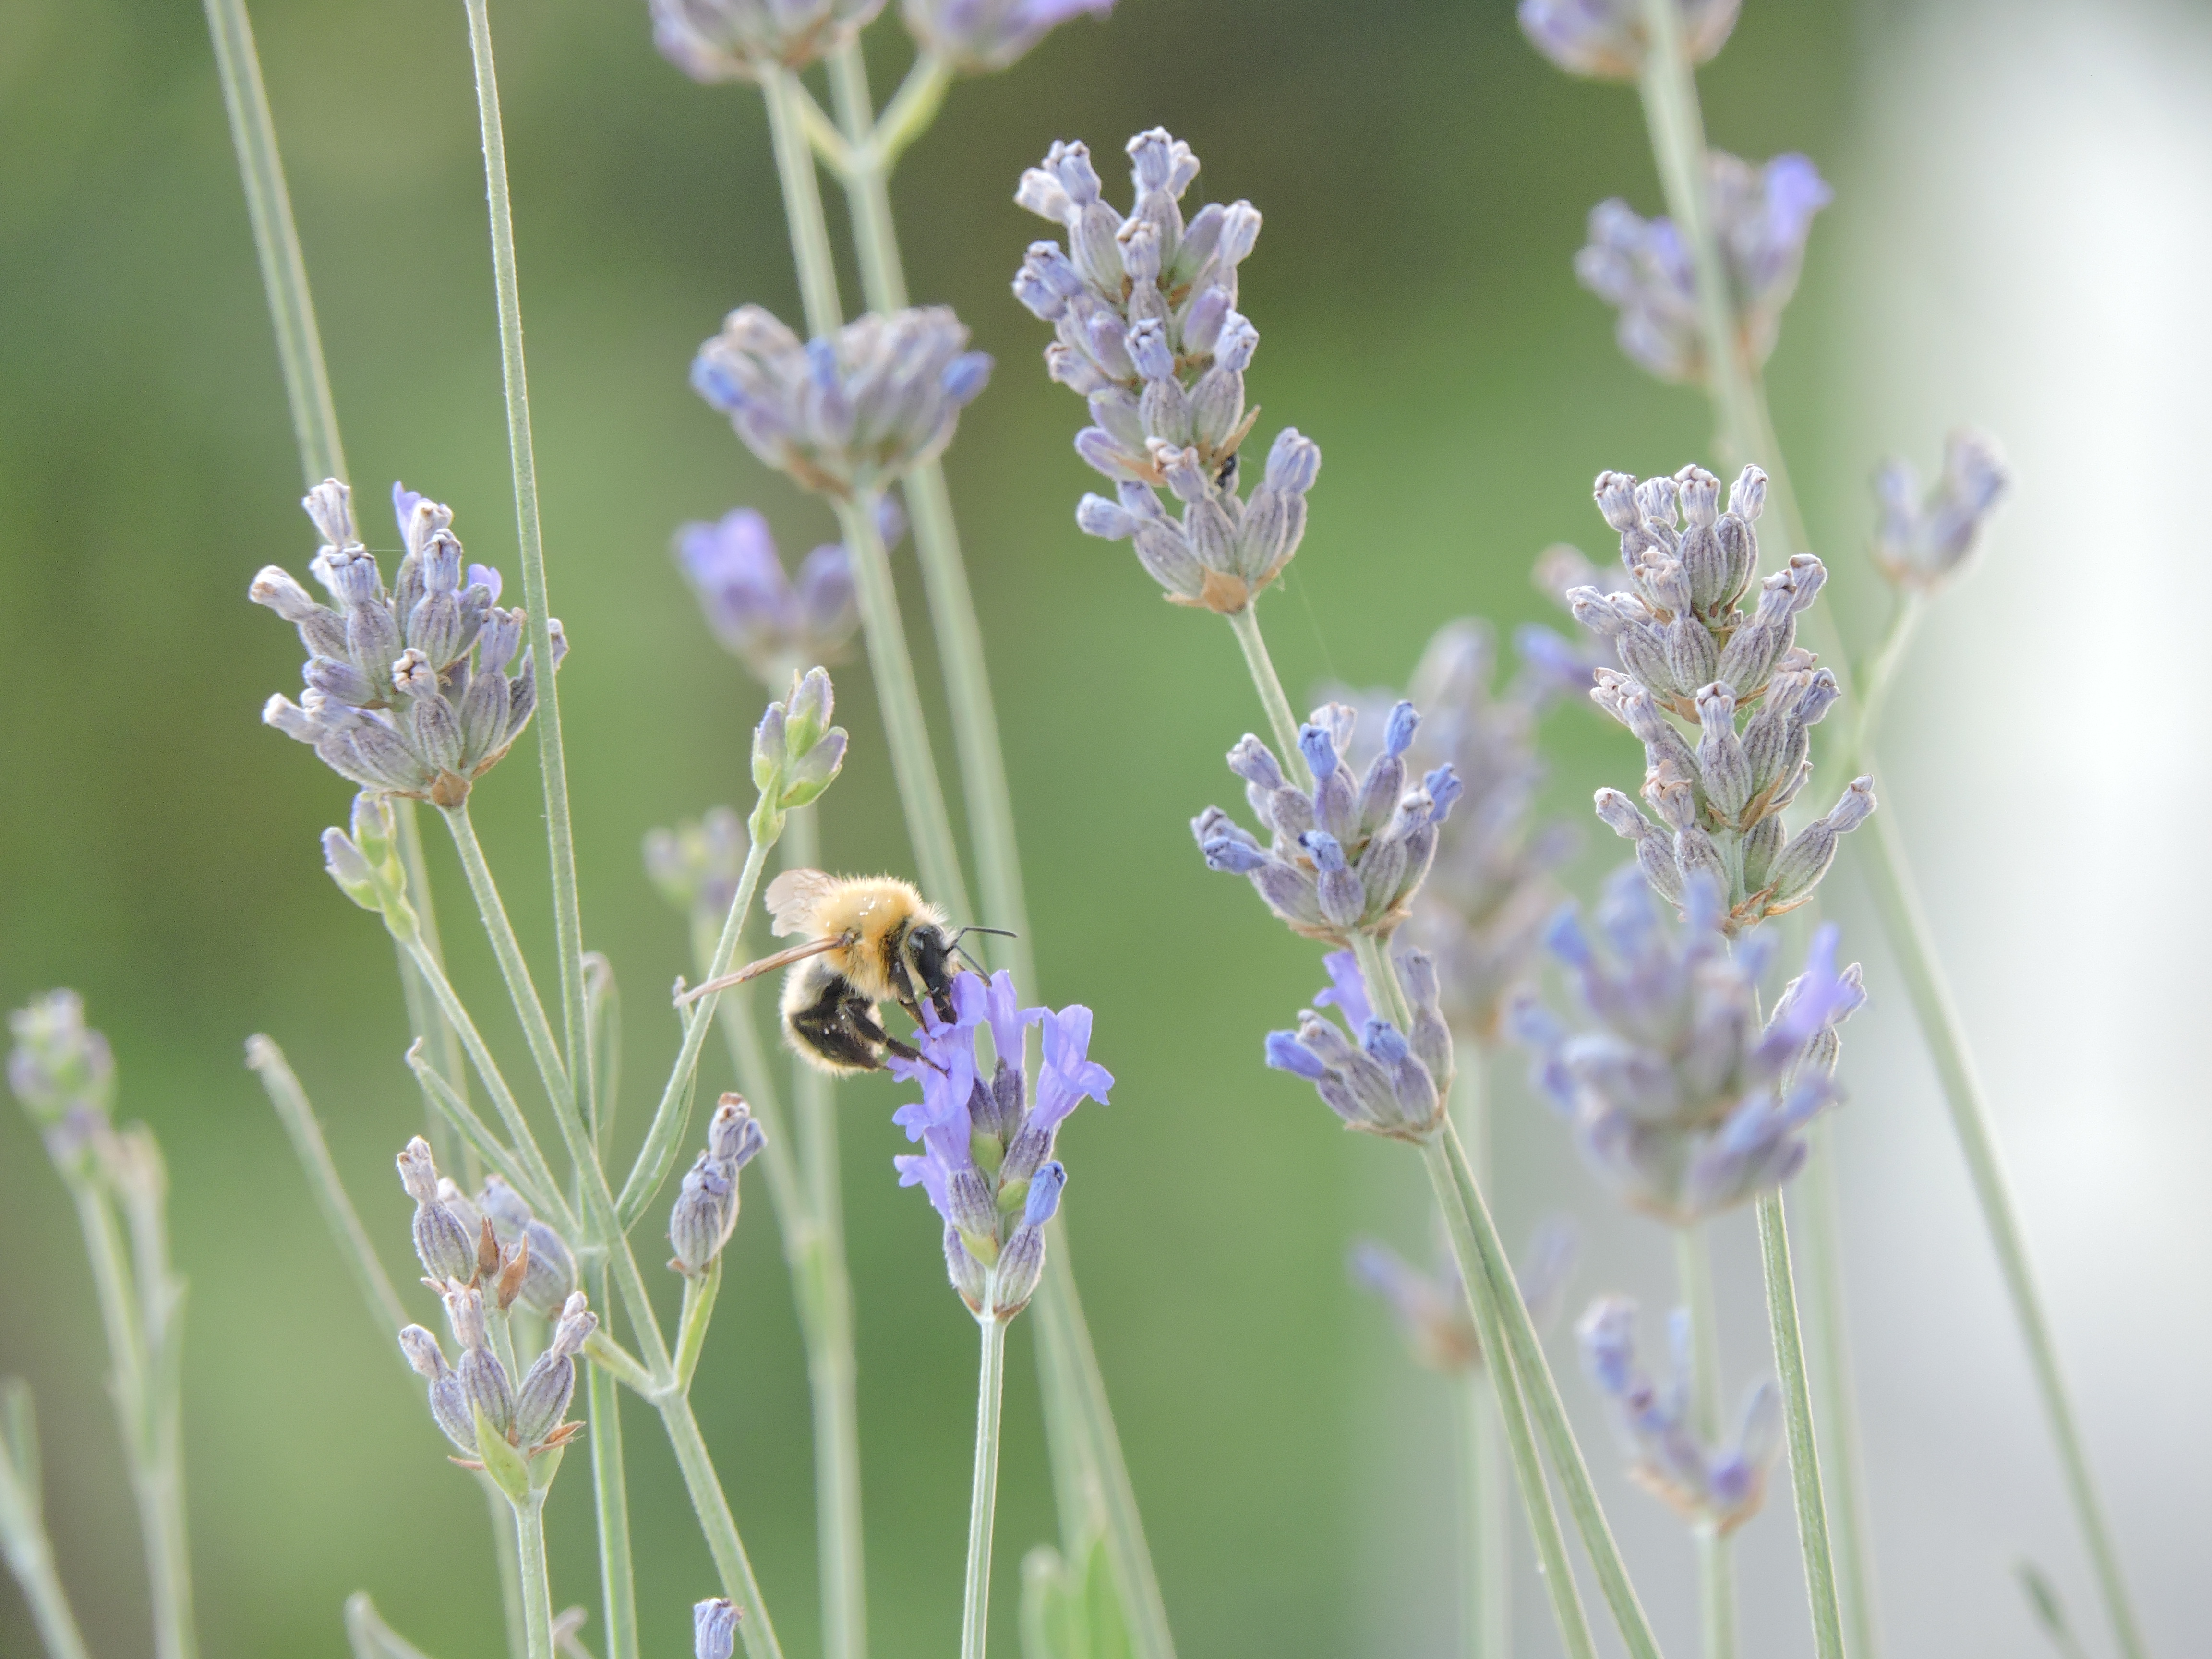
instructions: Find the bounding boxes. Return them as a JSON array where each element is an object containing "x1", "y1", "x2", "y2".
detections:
[
  {"x1": 790, "y1": 991, "x2": 888, "y2": 1073},
  {"x1": 849, "y1": 1003, "x2": 935, "y2": 1073}
]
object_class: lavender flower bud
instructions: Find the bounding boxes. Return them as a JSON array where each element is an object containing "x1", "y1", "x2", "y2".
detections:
[
  {"x1": 695, "y1": 1599, "x2": 740, "y2": 1659},
  {"x1": 1874, "y1": 428, "x2": 2011, "y2": 590},
  {"x1": 511, "y1": 1292, "x2": 596, "y2": 1446},
  {"x1": 399, "y1": 1325, "x2": 476, "y2": 1452},
  {"x1": 441, "y1": 1282, "x2": 514, "y2": 1439},
  {"x1": 649, "y1": 0, "x2": 886, "y2": 81},
  {"x1": 669, "y1": 1151, "x2": 738, "y2": 1277},
  {"x1": 992, "y1": 1222, "x2": 1046, "y2": 1319}
]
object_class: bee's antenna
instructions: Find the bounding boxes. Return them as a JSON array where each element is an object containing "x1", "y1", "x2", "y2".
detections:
[{"x1": 948, "y1": 924, "x2": 1019, "y2": 974}]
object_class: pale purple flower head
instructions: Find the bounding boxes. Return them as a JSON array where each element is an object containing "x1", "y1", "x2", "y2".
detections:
[
  {"x1": 1577, "y1": 1296, "x2": 1781, "y2": 1533},
  {"x1": 890, "y1": 970, "x2": 1105, "y2": 1320},
  {"x1": 902, "y1": 0, "x2": 1113, "y2": 72},
  {"x1": 1873, "y1": 428, "x2": 2010, "y2": 591},
  {"x1": 1509, "y1": 868, "x2": 1864, "y2": 1223},
  {"x1": 1519, "y1": 0, "x2": 1741, "y2": 81},
  {"x1": 1575, "y1": 152, "x2": 1831, "y2": 385},
  {"x1": 1351, "y1": 1216, "x2": 1579, "y2": 1374},
  {"x1": 673, "y1": 498, "x2": 901, "y2": 684},
  {"x1": 650, "y1": 0, "x2": 886, "y2": 82}
]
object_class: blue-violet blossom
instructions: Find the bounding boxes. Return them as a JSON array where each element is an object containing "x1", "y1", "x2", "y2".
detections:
[
  {"x1": 903, "y1": 0, "x2": 1112, "y2": 72},
  {"x1": 1352, "y1": 1215, "x2": 1578, "y2": 1374},
  {"x1": 889, "y1": 970, "x2": 1108, "y2": 1322},
  {"x1": 1510, "y1": 868, "x2": 1864, "y2": 1223},
  {"x1": 1014, "y1": 128, "x2": 1320, "y2": 613},
  {"x1": 693, "y1": 306, "x2": 992, "y2": 497},
  {"x1": 1576, "y1": 152, "x2": 1831, "y2": 385},
  {"x1": 1264, "y1": 946, "x2": 1455, "y2": 1141},
  {"x1": 1568, "y1": 464, "x2": 1873, "y2": 930},
  {"x1": 253, "y1": 481, "x2": 564, "y2": 808},
  {"x1": 1194, "y1": 700, "x2": 1462, "y2": 944},
  {"x1": 1578, "y1": 1295, "x2": 1780, "y2": 1534},
  {"x1": 1873, "y1": 427, "x2": 2010, "y2": 592},
  {"x1": 674, "y1": 500, "x2": 897, "y2": 684},
  {"x1": 1519, "y1": 0, "x2": 1741, "y2": 81}
]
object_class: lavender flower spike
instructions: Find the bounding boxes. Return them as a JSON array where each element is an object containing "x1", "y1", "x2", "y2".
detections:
[
  {"x1": 889, "y1": 970, "x2": 1106, "y2": 1321},
  {"x1": 695, "y1": 1599, "x2": 741, "y2": 1659},
  {"x1": 7, "y1": 988, "x2": 115, "y2": 1173},
  {"x1": 692, "y1": 306, "x2": 991, "y2": 498},
  {"x1": 903, "y1": 0, "x2": 1114, "y2": 73},
  {"x1": 1873, "y1": 428, "x2": 2011, "y2": 591},
  {"x1": 1510, "y1": 868, "x2": 1864, "y2": 1223},
  {"x1": 1017, "y1": 129, "x2": 1319, "y2": 614},
  {"x1": 1577, "y1": 1296, "x2": 1781, "y2": 1534},
  {"x1": 644, "y1": 806, "x2": 747, "y2": 919},
  {"x1": 673, "y1": 498, "x2": 901, "y2": 685},
  {"x1": 1351, "y1": 1215, "x2": 1579, "y2": 1374},
  {"x1": 252, "y1": 480, "x2": 563, "y2": 807},
  {"x1": 1576, "y1": 153, "x2": 1831, "y2": 385},
  {"x1": 1193, "y1": 700, "x2": 1461, "y2": 946},
  {"x1": 669, "y1": 1095, "x2": 766, "y2": 1276},
  {"x1": 1570, "y1": 462, "x2": 1871, "y2": 930},
  {"x1": 1519, "y1": 0, "x2": 1741, "y2": 80},
  {"x1": 649, "y1": 0, "x2": 885, "y2": 83}
]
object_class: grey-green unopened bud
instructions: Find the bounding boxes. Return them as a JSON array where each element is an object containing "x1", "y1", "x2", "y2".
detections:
[{"x1": 991, "y1": 1224, "x2": 1046, "y2": 1320}]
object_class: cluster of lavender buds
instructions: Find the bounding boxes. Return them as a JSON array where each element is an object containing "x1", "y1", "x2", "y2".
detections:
[
  {"x1": 649, "y1": 0, "x2": 883, "y2": 81},
  {"x1": 1194, "y1": 701, "x2": 1463, "y2": 945},
  {"x1": 1012, "y1": 129, "x2": 1322, "y2": 615},
  {"x1": 396, "y1": 1138, "x2": 577, "y2": 1319},
  {"x1": 1575, "y1": 153, "x2": 1830, "y2": 386},
  {"x1": 1352, "y1": 1217, "x2": 1577, "y2": 1374},
  {"x1": 644, "y1": 805, "x2": 748, "y2": 921},
  {"x1": 695, "y1": 1598, "x2": 741, "y2": 1659},
  {"x1": 890, "y1": 971, "x2": 1107, "y2": 1322},
  {"x1": 902, "y1": 0, "x2": 1113, "y2": 72},
  {"x1": 253, "y1": 481, "x2": 563, "y2": 808},
  {"x1": 1510, "y1": 868, "x2": 1863, "y2": 1223},
  {"x1": 673, "y1": 500, "x2": 897, "y2": 685},
  {"x1": 1577, "y1": 1297, "x2": 1780, "y2": 1534},
  {"x1": 1519, "y1": 0, "x2": 1740, "y2": 79},
  {"x1": 8, "y1": 989, "x2": 114, "y2": 1173},
  {"x1": 1873, "y1": 428, "x2": 2011, "y2": 591},
  {"x1": 1568, "y1": 465, "x2": 1874, "y2": 930},
  {"x1": 751, "y1": 665, "x2": 849, "y2": 831},
  {"x1": 1264, "y1": 947, "x2": 1455, "y2": 1141},
  {"x1": 692, "y1": 306, "x2": 991, "y2": 498},
  {"x1": 398, "y1": 1285, "x2": 597, "y2": 1462},
  {"x1": 1390, "y1": 622, "x2": 1580, "y2": 1041},
  {"x1": 670, "y1": 1096, "x2": 767, "y2": 1276}
]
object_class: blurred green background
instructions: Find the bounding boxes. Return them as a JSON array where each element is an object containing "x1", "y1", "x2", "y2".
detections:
[{"x1": 0, "y1": 0, "x2": 1956, "y2": 1655}]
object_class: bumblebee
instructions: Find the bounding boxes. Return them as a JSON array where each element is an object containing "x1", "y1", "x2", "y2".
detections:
[{"x1": 680, "y1": 870, "x2": 995, "y2": 1075}]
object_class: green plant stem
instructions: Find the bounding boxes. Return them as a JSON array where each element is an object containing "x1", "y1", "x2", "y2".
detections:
[
  {"x1": 658, "y1": 1394, "x2": 787, "y2": 1659},
  {"x1": 1450, "y1": 1062, "x2": 1508, "y2": 1659},
  {"x1": 775, "y1": 804, "x2": 869, "y2": 1659},
  {"x1": 511, "y1": 1493, "x2": 556, "y2": 1659},
  {"x1": 1433, "y1": 1124, "x2": 1665, "y2": 1659},
  {"x1": 199, "y1": 0, "x2": 344, "y2": 484},
  {"x1": 1223, "y1": 604, "x2": 1316, "y2": 791},
  {"x1": 247, "y1": 1034, "x2": 409, "y2": 1334},
  {"x1": 1797, "y1": 1122, "x2": 1879, "y2": 1659},
  {"x1": 1414, "y1": 1137, "x2": 1596, "y2": 1659},
  {"x1": 585, "y1": 1258, "x2": 639, "y2": 1659},
  {"x1": 488, "y1": 1479, "x2": 531, "y2": 1659},
  {"x1": 1754, "y1": 1191, "x2": 1844, "y2": 1659},
  {"x1": 618, "y1": 819, "x2": 778, "y2": 1227},
  {"x1": 458, "y1": 0, "x2": 592, "y2": 1130},
  {"x1": 832, "y1": 489, "x2": 976, "y2": 917},
  {"x1": 0, "y1": 1393, "x2": 95, "y2": 1659},
  {"x1": 762, "y1": 66, "x2": 846, "y2": 339},
  {"x1": 1674, "y1": 1227, "x2": 1732, "y2": 1659},
  {"x1": 962, "y1": 1313, "x2": 1010, "y2": 1659},
  {"x1": 781, "y1": 54, "x2": 1175, "y2": 1659}
]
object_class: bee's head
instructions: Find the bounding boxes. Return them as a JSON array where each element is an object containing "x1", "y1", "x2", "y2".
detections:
[{"x1": 902, "y1": 924, "x2": 958, "y2": 1022}]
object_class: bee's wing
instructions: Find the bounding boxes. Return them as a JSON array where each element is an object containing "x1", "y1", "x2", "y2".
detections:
[{"x1": 764, "y1": 867, "x2": 841, "y2": 938}]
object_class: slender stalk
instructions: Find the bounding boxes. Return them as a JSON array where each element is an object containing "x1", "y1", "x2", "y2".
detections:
[
  {"x1": 659, "y1": 1395, "x2": 788, "y2": 1659},
  {"x1": 458, "y1": 0, "x2": 592, "y2": 1128},
  {"x1": 1754, "y1": 1191, "x2": 1845, "y2": 1659},
  {"x1": 777, "y1": 805, "x2": 868, "y2": 1659},
  {"x1": 1434, "y1": 1125, "x2": 1665, "y2": 1659},
  {"x1": 673, "y1": 1260, "x2": 722, "y2": 1394},
  {"x1": 512, "y1": 1494, "x2": 557, "y2": 1659},
  {"x1": 199, "y1": 0, "x2": 345, "y2": 485},
  {"x1": 962, "y1": 1313, "x2": 1010, "y2": 1659},
  {"x1": 1450, "y1": 1062, "x2": 1507, "y2": 1659},
  {"x1": 784, "y1": 56, "x2": 1175, "y2": 1659},
  {"x1": 406, "y1": 1039, "x2": 562, "y2": 1224},
  {"x1": 618, "y1": 826, "x2": 777, "y2": 1227},
  {"x1": 762, "y1": 65, "x2": 846, "y2": 339},
  {"x1": 440, "y1": 803, "x2": 574, "y2": 1133},
  {"x1": 248, "y1": 1033, "x2": 409, "y2": 1334},
  {"x1": 832, "y1": 491, "x2": 975, "y2": 918},
  {"x1": 1415, "y1": 1138, "x2": 1597, "y2": 1659},
  {"x1": 489, "y1": 1480, "x2": 531, "y2": 1659},
  {"x1": 0, "y1": 1389, "x2": 96, "y2": 1659},
  {"x1": 1223, "y1": 604, "x2": 1316, "y2": 791},
  {"x1": 1797, "y1": 1123, "x2": 1879, "y2": 1659},
  {"x1": 1674, "y1": 1227, "x2": 1733, "y2": 1659},
  {"x1": 585, "y1": 1262, "x2": 638, "y2": 1659}
]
